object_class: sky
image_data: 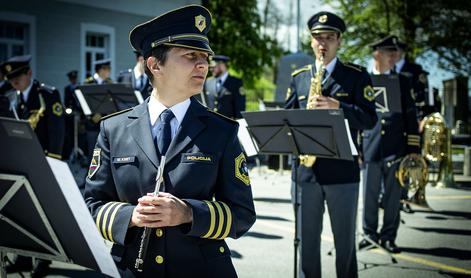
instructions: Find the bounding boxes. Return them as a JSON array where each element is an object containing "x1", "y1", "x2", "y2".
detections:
[{"x1": 256, "y1": 0, "x2": 456, "y2": 92}]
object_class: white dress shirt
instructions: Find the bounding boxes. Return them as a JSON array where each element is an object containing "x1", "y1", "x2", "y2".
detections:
[{"x1": 148, "y1": 96, "x2": 191, "y2": 139}]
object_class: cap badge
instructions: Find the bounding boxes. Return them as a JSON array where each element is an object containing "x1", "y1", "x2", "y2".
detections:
[
  {"x1": 319, "y1": 15, "x2": 328, "y2": 23},
  {"x1": 195, "y1": 15, "x2": 206, "y2": 32},
  {"x1": 5, "y1": 64, "x2": 11, "y2": 72}
]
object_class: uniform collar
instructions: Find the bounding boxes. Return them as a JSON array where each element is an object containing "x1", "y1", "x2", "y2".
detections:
[
  {"x1": 395, "y1": 57, "x2": 405, "y2": 73},
  {"x1": 148, "y1": 95, "x2": 190, "y2": 127},
  {"x1": 218, "y1": 71, "x2": 229, "y2": 84},
  {"x1": 93, "y1": 73, "x2": 104, "y2": 84},
  {"x1": 371, "y1": 65, "x2": 391, "y2": 75},
  {"x1": 316, "y1": 57, "x2": 337, "y2": 77},
  {"x1": 20, "y1": 78, "x2": 34, "y2": 102}
]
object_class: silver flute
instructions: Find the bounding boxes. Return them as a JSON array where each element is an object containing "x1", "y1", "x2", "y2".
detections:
[{"x1": 135, "y1": 156, "x2": 166, "y2": 272}]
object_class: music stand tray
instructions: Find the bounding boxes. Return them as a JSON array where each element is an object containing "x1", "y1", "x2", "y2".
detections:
[
  {"x1": 74, "y1": 83, "x2": 143, "y2": 116},
  {"x1": 0, "y1": 117, "x2": 119, "y2": 277}
]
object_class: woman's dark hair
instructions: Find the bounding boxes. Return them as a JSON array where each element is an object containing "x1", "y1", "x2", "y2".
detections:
[{"x1": 144, "y1": 45, "x2": 172, "y2": 83}]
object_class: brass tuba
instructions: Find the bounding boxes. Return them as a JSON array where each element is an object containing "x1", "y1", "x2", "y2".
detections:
[
  {"x1": 28, "y1": 93, "x2": 46, "y2": 130},
  {"x1": 422, "y1": 112, "x2": 453, "y2": 188},
  {"x1": 396, "y1": 153, "x2": 430, "y2": 208},
  {"x1": 299, "y1": 54, "x2": 325, "y2": 167}
]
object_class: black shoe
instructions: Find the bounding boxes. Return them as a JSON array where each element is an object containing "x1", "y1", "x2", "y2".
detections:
[
  {"x1": 31, "y1": 260, "x2": 51, "y2": 278},
  {"x1": 381, "y1": 240, "x2": 401, "y2": 253},
  {"x1": 401, "y1": 203, "x2": 414, "y2": 214},
  {"x1": 5, "y1": 256, "x2": 32, "y2": 273},
  {"x1": 359, "y1": 237, "x2": 378, "y2": 250}
]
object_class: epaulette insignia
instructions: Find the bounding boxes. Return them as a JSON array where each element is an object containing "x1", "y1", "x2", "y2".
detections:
[
  {"x1": 291, "y1": 65, "x2": 311, "y2": 77},
  {"x1": 235, "y1": 152, "x2": 250, "y2": 186},
  {"x1": 40, "y1": 83, "x2": 56, "y2": 93},
  {"x1": 100, "y1": 107, "x2": 133, "y2": 121},
  {"x1": 344, "y1": 62, "x2": 363, "y2": 72}
]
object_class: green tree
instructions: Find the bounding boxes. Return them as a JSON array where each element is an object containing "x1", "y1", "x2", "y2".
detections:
[
  {"x1": 202, "y1": 0, "x2": 283, "y2": 88},
  {"x1": 319, "y1": 0, "x2": 471, "y2": 75}
]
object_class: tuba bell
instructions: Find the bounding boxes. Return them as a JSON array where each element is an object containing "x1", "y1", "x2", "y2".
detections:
[
  {"x1": 422, "y1": 112, "x2": 453, "y2": 188},
  {"x1": 396, "y1": 153, "x2": 430, "y2": 208}
]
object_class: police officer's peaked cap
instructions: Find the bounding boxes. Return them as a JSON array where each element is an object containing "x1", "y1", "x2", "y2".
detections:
[
  {"x1": 93, "y1": 58, "x2": 111, "y2": 68},
  {"x1": 307, "y1": 11, "x2": 346, "y2": 34},
  {"x1": 129, "y1": 5, "x2": 213, "y2": 58},
  {"x1": 212, "y1": 55, "x2": 230, "y2": 62},
  {"x1": 0, "y1": 55, "x2": 32, "y2": 80},
  {"x1": 396, "y1": 40, "x2": 407, "y2": 50},
  {"x1": 370, "y1": 35, "x2": 399, "y2": 51},
  {"x1": 67, "y1": 70, "x2": 78, "y2": 79}
]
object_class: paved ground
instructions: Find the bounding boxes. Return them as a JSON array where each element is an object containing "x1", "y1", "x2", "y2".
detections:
[{"x1": 4, "y1": 167, "x2": 471, "y2": 277}]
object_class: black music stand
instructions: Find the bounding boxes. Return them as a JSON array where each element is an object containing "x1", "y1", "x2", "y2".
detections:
[
  {"x1": 242, "y1": 109, "x2": 353, "y2": 278},
  {"x1": 371, "y1": 74, "x2": 402, "y2": 114},
  {"x1": 74, "y1": 83, "x2": 143, "y2": 117},
  {"x1": 0, "y1": 117, "x2": 119, "y2": 277}
]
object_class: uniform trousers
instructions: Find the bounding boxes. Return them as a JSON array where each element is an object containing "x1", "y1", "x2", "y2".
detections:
[
  {"x1": 293, "y1": 181, "x2": 359, "y2": 278},
  {"x1": 362, "y1": 159, "x2": 401, "y2": 241}
]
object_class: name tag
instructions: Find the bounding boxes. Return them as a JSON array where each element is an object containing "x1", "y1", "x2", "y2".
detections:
[
  {"x1": 335, "y1": 92, "x2": 349, "y2": 97},
  {"x1": 112, "y1": 156, "x2": 135, "y2": 163},
  {"x1": 182, "y1": 153, "x2": 214, "y2": 164}
]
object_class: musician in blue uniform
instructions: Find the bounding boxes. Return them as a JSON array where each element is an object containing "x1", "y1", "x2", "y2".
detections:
[
  {"x1": 117, "y1": 51, "x2": 152, "y2": 99},
  {"x1": 84, "y1": 58, "x2": 113, "y2": 84},
  {"x1": 285, "y1": 12, "x2": 377, "y2": 278},
  {"x1": 359, "y1": 35, "x2": 420, "y2": 253},
  {"x1": 83, "y1": 5, "x2": 255, "y2": 277},
  {"x1": 204, "y1": 55, "x2": 245, "y2": 119},
  {"x1": 1, "y1": 55, "x2": 65, "y2": 277}
]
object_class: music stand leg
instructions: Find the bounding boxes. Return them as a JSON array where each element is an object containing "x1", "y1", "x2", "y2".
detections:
[
  {"x1": 293, "y1": 156, "x2": 300, "y2": 278},
  {"x1": 0, "y1": 251, "x2": 7, "y2": 278}
]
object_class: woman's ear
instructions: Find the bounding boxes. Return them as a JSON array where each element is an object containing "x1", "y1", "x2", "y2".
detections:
[{"x1": 146, "y1": 56, "x2": 161, "y2": 76}]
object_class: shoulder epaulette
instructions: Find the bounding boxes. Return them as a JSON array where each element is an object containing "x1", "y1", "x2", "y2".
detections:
[
  {"x1": 101, "y1": 107, "x2": 133, "y2": 121},
  {"x1": 344, "y1": 62, "x2": 365, "y2": 72},
  {"x1": 84, "y1": 76, "x2": 95, "y2": 83},
  {"x1": 291, "y1": 65, "x2": 311, "y2": 77},
  {"x1": 207, "y1": 109, "x2": 237, "y2": 124},
  {"x1": 39, "y1": 83, "x2": 56, "y2": 93}
]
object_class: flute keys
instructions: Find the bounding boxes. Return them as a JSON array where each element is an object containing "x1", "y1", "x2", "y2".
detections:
[
  {"x1": 156, "y1": 228, "x2": 163, "y2": 237},
  {"x1": 155, "y1": 255, "x2": 164, "y2": 264}
]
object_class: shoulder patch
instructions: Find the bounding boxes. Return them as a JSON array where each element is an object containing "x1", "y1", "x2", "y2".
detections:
[
  {"x1": 235, "y1": 152, "x2": 250, "y2": 186},
  {"x1": 100, "y1": 107, "x2": 133, "y2": 121},
  {"x1": 363, "y1": 85, "x2": 375, "y2": 101},
  {"x1": 344, "y1": 62, "x2": 364, "y2": 72},
  {"x1": 88, "y1": 148, "x2": 101, "y2": 179},
  {"x1": 291, "y1": 65, "x2": 311, "y2": 77},
  {"x1": 207, "y1": 109, "x2": 238, "y2": 124}
]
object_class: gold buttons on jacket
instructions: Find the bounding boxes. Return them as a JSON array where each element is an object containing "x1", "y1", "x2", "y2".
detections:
[
  {"x1": 219, "y1": 246, "x2": 225, "y2": 253},
  {"x1": 381, "y1": 119, "x2": 386, "y2": 124},
  {"x1": 381, "y1": 130, "x2": 385, "y2": 135},
  {"x1": 156, "y1": 228, "x2": 163, "y2": 237},
  {"x1": 155, "y1": 255, "x2": 164, "y2": 264}
]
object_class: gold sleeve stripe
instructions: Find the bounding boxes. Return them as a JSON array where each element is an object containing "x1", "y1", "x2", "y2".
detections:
[
  {"x1": 107, "y1": 203, "x2": 125, "y2": 243},
  {"x1": 211, "y1": 201, "x2": 225, "y2": 239},
  {"x1": 47, "y1": 152, "x2": 62, "y2": 159},
  {"x1": 101, "y1": 202, "x2": 119, "y2": 241},
  {"x1": 202, "y1": 200, "x2": 216, "y2": 238},
  {"x1": 95, "y1": 202, "x2": 116, "y2": 237},
  {"x1": 408, "y1": 142, "x2": 420, "y2": 146},
  {"x1": 218, "y1": 201, "x2": 232, "y2": 240}
]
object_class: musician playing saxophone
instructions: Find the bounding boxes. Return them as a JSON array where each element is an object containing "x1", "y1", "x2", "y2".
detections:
[{"x1": 284, "y1": 12, "x2": 377, "y2": 278}]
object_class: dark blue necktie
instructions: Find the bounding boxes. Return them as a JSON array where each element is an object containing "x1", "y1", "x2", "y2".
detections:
[{"x1": 156, "y1": 109, "x2": 174, "y2": 156}]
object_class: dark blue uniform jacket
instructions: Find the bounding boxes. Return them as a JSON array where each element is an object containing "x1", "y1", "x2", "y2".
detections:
[
  {"x1": 84, "y1": 97, "x2": 255, "y2": 277},
  {"x1": 285, "y1": 60, "x2": 377, "y2": 185}
]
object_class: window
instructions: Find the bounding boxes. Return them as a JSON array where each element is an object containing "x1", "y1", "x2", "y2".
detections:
[
  {"x1": 0, "y1": 20, "x2": 29, "y2": 62},
  {"x1": 81, "y1": 23, "x2": 115, "y2": 81},
  {"x1": 0, "y1": 12, "x2": 36, "y2": 74}
]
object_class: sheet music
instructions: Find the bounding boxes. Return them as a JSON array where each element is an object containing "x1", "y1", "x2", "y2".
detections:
[
  {"x1": 344, "y1": 119, "x2": 358, "y2": 156},
  {"x1": 74, "y1": 89, "x2": 92, "y2": 115},
  {"x1": 236, "y1": 119, "x2": 259, "y2": 157},
  {"x1": 46, "y1": 157, "x2": 119, "y2": 277}
]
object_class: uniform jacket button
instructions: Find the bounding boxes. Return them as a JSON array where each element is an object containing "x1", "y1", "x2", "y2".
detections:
[
  {"x1": 155, "y1": 255, "x2": 164, "y2": 264},
  {"x1": 381, "y1": 119, "x2": 386, "y2": 124},
  {"x1": 381, "y1": 130, "x2": 385, "y2": 135},
  {"x1": 219, "y1": 246, "x2": 225, "y2": 253},
  {"x1": 156, "y1": 228, "x2": 163, "y2": 237}
]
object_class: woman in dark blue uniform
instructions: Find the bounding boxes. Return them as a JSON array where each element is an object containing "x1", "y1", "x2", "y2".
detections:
[{"x1": 83, "y1": 5, "x2": 255, "y2": 278}]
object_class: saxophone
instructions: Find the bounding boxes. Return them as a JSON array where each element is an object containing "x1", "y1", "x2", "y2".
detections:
[
  {"x1": 28, "y1": 93, "x2": 46, "y2": 130},
  {"x1": 299, "y1": 54, "x2": 325, "y2": 167}
]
